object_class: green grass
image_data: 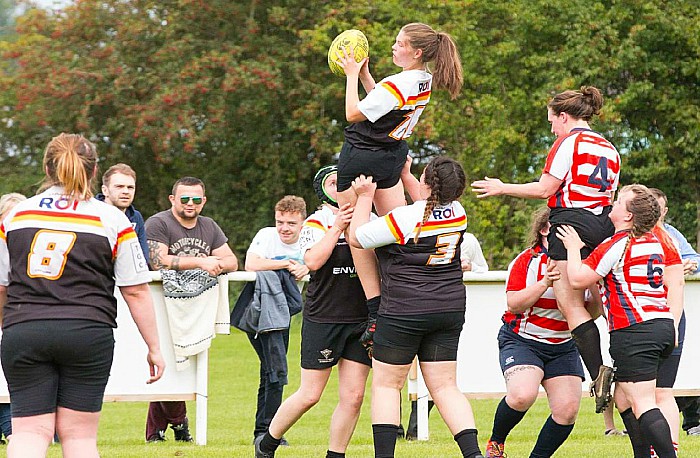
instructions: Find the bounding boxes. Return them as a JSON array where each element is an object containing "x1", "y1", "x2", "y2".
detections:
[{"x1": 35, "y1": 317, "x2": 700, "y2": 457}]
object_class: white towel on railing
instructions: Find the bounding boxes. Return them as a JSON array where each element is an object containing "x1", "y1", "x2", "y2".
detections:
[{"x1": 161, "y1": 269, "x2": 230, "y2": 371}]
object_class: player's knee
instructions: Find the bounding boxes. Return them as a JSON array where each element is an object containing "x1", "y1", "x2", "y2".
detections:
[
  {"x1": 506, "y1": 390, "x2": 537, "y2": 411},
  {"x1": 551, "y1": 400, "x2": 580, "y2": 425}
]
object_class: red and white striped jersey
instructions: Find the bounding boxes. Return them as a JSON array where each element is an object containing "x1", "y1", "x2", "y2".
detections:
[
  {"x1": 504, "y1": 245, "x2": 571, "y2": 344},
  {"x1": 584, "y1": 230, "x2": 672, "y2": 331},
  {"x1": 652, "y1": 226, "x2": 682, "y2": 267},
  {"x1": 544, "y1": 128, "x2": 620, "y2": 215}
]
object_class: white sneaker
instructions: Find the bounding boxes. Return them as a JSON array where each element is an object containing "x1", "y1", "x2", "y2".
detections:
[{"x1": 687, "y1": 425, "x2": 700, "y2": 436}]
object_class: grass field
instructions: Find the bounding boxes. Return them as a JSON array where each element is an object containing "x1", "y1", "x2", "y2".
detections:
[{"x1": 34, "y1": 316, "x2": 700, "y2": 457}]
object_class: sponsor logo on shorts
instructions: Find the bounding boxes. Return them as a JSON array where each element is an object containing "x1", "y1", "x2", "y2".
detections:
[
  {"x1": 318, "y1": 348, "x2": 334, "y2": 363},
  {"x1": 505, "y1": 356, "x2": 514, "y2": 365}
]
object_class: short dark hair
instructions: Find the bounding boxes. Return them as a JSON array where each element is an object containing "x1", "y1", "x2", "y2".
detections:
[{"x1": 172, "y1": 177, "x2": 205, "y2": 195}]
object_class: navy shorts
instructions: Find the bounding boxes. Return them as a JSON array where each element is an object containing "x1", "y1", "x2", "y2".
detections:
[
  {"x1": 1, "y1": 319, "x2": 115, "y2": 417},
  {"x1": 547, "y1": 206, "x2": 614, "y2": 261},
  {"x1": 337, "y1": 140, "x2": 408, "y2": 192},
  {"x1": 372, "y1": 311, "x2": 465, "y2": 366},
  {"x1": 300, "y1": 318, "x2": 371, "y2": 369},
  {"x1": 497, "y1": 326, "x2": 585, "y2": 380},
  {"x1": 609, "y1": 318, "x2": 674, "y2": 383}
]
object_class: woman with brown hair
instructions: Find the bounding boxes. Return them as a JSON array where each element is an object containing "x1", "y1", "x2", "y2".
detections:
[
  {"x1": 557, "y1": 184, "x2": 676, "y2": 458},
  {"x1": 348, "y1": 156, "x2": 483, "y2": 458},
  {"x1": 472, "y1": 86, "x2": 621, "y2": 413}
]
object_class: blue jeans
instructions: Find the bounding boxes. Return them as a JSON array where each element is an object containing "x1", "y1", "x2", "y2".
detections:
[
  {"x1": 247, "y1": 330, "x2": 289, "y2": 438},
  {"x1": 0, "y1": 403, "x2": 11, "y2": 439}
]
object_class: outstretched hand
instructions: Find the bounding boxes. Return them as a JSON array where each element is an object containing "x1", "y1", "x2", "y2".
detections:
[{"x1": 471, "y1": 177, "x2": 505, "y2": 198}]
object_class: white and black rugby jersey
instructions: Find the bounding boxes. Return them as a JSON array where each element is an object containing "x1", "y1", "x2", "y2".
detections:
[
  {"x1": 0, "y1": 186, "x2": 150, "y2": 328},
  {"x1": 356, "y1": 200, "x2": 466, "y2": 316},
  {"x1": 299, "y1": 205, "x2": 367, "y2": 324},
  {"x1": 345, "y1": 70, "x2": 432, "y2": 151}
]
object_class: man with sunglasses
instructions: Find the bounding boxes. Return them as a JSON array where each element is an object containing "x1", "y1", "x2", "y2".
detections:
[{"x1": 144, "y1": 176, "x2": 238, "y2": 442}]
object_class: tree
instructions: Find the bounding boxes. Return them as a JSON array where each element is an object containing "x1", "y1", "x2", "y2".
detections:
[{"x1": 0, "y1": 0, "x2": 697, "y2": 265}]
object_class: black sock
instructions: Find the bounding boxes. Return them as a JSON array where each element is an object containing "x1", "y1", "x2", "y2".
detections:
[
  {"x1": 529, "y1": 415, "x2": 574, "y2": 458},
  {"x1": 639, "y1": 408, "x2": 675, "y2": 458},
  {"x1": 366, "y1": 296, "x2": 380, "y2": 319},
  {"x1": 620, "y1": 408, "x2": 651, "y2": 458},
  {"x1": 326, "y1": 451, "x2": 345, "y2": 458},
  {"x1": 373, "y1": 424, "x2": 398, "y2": 458},
  {"x1": 454, "y1": 428, "x2": 482, "y2": 458},
  {"x1": 259, "y1": 432, "x2": 281, "y2": 454},
  {"x1": 490, "y1": 397, "x2": 527, "y2": 443},
  {"x1": 570, "y1": 320, "x2": 604, "y2": 378}
]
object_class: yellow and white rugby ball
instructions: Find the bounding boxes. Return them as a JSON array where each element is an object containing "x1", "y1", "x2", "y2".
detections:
[{"x1": 328, "y1": 29, "x2": 369, "y2": 77}]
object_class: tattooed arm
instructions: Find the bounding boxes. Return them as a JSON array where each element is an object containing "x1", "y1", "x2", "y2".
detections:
[{"x1": 147, "y1": 240, "x2": 223, "y2": 275}]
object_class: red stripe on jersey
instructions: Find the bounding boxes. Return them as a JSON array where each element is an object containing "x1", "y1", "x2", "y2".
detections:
[
  {"x1": 304, "y1": 219, "x2": 327, "y2": 231},
  {"x1": 421, "y1": 214, "x2": 467, "y2": 229},
  {"x1": 114, "y1": 227, "x2": 137, "y2": 258},
  {"x1": 14, "y1": 209, "x2": 102, "y2": 225},
  {"x1": 652, "y1": 226, "x2": 681, "y2": 266},
  {"x1": 503, "y1": 245, "x2": 571, "y2": 344},
  {"x1": 405, "y1": 90, "x2": 431, "y2": 106},
  {"x1": 587, "y1": 231, "x2": 670, "y2": 331},
  {"x1": 544, "y1": 130, "x2": 620, "y2": 210},
  {"x1": 382, "y1": 81, "x2": 406, "y2": 107},
  {"x1": 386, "y1": 212, "x2": 404, "y2": 245}
]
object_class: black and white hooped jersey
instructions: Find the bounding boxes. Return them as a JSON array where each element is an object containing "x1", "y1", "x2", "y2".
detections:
[
  {"x1": 345, "y1": 70, "x2": 432, "y2": 150},
  {"x1": 0, "y1": 186, "x2": 151, "y2": 328},
  {"x1": 298, "y1": 205, "x2": 367, "y2": 324},
  {"x1": 355, "y1": 200, "x2": 466, "y2": 316}
]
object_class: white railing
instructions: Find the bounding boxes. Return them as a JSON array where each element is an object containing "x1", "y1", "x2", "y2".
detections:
[{"x1": 1, "y1": 271, "x2": 697, "y2": 444}]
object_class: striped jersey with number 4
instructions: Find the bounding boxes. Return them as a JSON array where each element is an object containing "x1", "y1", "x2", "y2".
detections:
[{"x1": 544, "y1": 127, "x2": 621, "y2": 214}]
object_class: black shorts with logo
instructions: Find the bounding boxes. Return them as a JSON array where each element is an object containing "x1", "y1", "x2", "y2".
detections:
[
  {"x1": 547, "y1": 206, "x2": 614, "y2": 261},
  {"x1": 337, "y1": 140, "x2": 408, "y2": 192},
  {"x1": 1, "y1": 319, "x2": 115, "y2": 417},
  {"x1": 609, "y1": 318, "x2": 674, "y2": 383},
  {"x1": 300, "y1": 318, "x2": 371, "y2": 370},
  {"x1": 372, "y1": 311, "x2": 465, "y2": 366}
]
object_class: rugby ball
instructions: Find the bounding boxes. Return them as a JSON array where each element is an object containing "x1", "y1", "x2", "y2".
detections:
[{"x1": 328, "y1": 29, "x2": 369, "y2": 77}]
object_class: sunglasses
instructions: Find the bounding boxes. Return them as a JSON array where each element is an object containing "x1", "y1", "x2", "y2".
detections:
[{"x1": 179, "y1": 196, "x2": 203, "y2": 205}]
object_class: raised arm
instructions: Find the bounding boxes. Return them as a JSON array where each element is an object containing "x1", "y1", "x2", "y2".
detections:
[
  {"x1": 304, "y1": 204, "x2": 353, "y2": 271},
  {"x1": 400, "y1": 155, "x2": 421, "y2": 203},
  {"x1": 337, "y1": 47, "x2": 369, "y2": 123},
  {"x1": 347, "y1": 175, "x2": 376, "y2": 248},
  {"x1": 119, "y1": 283, "x2": 165, "y2": 384}
]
